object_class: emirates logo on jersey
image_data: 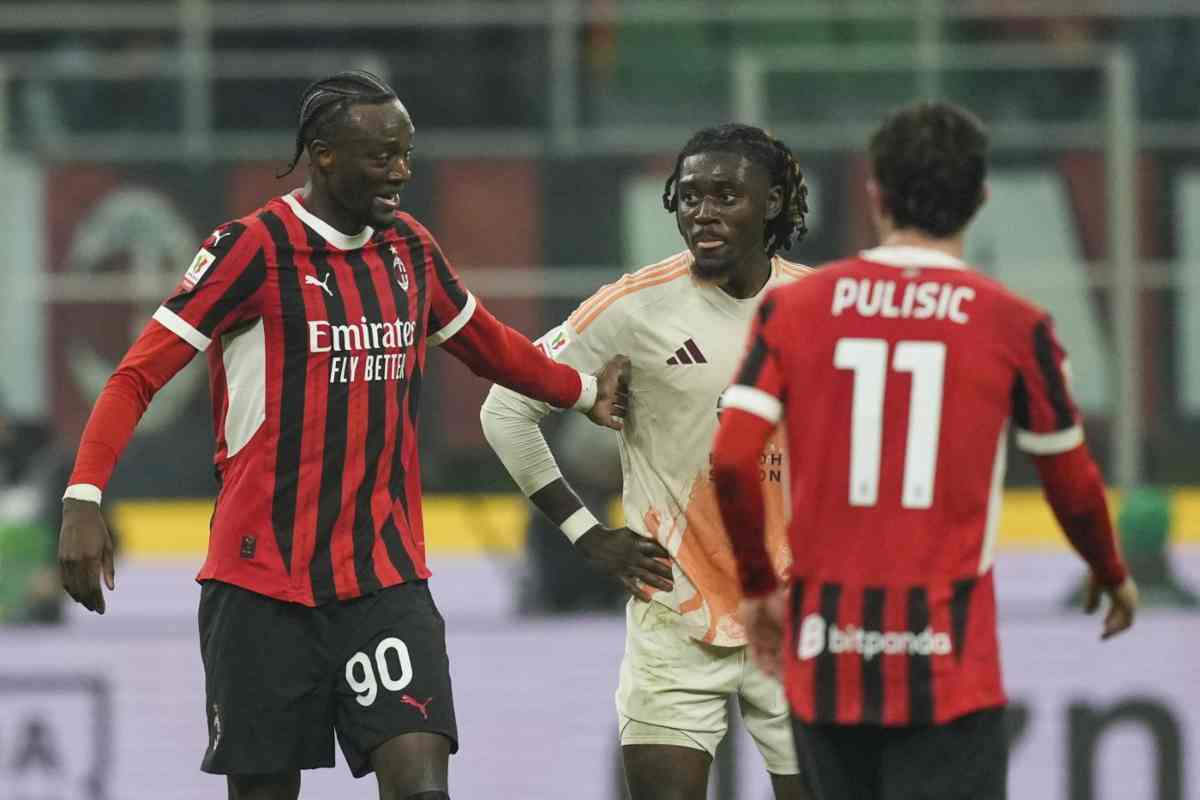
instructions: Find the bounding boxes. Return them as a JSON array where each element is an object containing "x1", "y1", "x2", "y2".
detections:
[
  {"x1": 308, "y1": 316, "x2": 417, "y2": 384},
  {"x1": 390, "y1": 245, "x2": 409, "y2": 291}
]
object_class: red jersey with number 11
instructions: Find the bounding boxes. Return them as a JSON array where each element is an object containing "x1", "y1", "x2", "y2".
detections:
[{"x1": 723, "y1": 246, "x2": 1086, "y2": 726}]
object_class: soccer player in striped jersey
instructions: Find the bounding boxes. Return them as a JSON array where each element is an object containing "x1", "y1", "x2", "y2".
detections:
[
  {"x1": 482, "y1": 125, "x2": 814, "y2": 799},
  {"x1": 56, "y1": 70, "x2": 629, "y2": 800},
  {"x1": 712, "y1": 102, "x2": 1138, "y2": 800}
]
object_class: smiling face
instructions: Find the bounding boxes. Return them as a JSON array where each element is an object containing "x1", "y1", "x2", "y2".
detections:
[
  {"x1": 312, "y1": 98, "x2": 415, "y2": 230},
  {"x1": 674, "y1": 151, "x2": 781, "y2": 283}
]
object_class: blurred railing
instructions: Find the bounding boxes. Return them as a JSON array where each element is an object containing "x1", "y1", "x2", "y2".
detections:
[
  {"x1": 2, "y1": 2, "x2": 1200, "y2": 491},
  {"x1": 0, "y1": 1, "x2": 1199, "y2": 158}
]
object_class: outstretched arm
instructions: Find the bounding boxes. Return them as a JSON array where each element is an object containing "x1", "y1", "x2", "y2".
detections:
[
  {"x1": 438, "y1": 298, "x2": 633, "y2": 430},
  {"x1": 441, "y1": 299, "x2": 593, "y2": 410},
  {"x1": 411, "y1": 217, "x2": 627, "y2": 428}
]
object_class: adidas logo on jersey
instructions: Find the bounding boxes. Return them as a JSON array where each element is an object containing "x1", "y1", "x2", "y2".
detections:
[{"x1": 666, "y1": 338, "x2": 707, "y2": 365}]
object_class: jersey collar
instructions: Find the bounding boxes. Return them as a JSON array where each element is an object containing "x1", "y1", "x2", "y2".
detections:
[
  {"x1": 859, "y1": 245, "x2": 967, "y2": 270},
  {"x1": 694, "y1": 255, "x2": 791, "y2": 317},
  {"x1": 283, "y1": 192, "x2": 375, "y2": 251}
]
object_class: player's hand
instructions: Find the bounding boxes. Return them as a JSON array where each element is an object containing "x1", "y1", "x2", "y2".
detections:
[
  {"x1": 587, "y1": 355, "x2": 631, "y2": 431},
  {"x1": 739, "y1": 588, "x2": 788, "y2": 678},
  {"x1": 1084, "y1": 574, "x2": 1138, "y2": 640},
  {"x1": 576, "y1": 526, "x2": 673, "y2": 599},
  {"x1": 58, "y1": 498, "x2": 116, "y2": 614}
]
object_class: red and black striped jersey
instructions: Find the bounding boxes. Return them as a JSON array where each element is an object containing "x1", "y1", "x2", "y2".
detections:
[
  {"x1": 113, "y1": 191, "x2": 581, "y2": 605},
  {"x1": 721, "y1": 246, "x2": 1090, "y2": 726}
]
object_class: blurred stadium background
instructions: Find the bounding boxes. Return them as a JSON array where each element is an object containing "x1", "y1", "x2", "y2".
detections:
[{"x1": 0, "y1": 1, "x2": 1198, "y2": 798}]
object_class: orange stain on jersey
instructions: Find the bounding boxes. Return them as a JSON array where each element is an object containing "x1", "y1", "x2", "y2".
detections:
[{"x1": 653, "y1": 430, "x2": 792, "y2": 643}]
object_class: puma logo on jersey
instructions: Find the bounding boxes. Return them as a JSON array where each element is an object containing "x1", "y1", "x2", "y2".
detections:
[
  {"x1": 306, "y1": 273, "x2": 334, "y2": 297},
  {"x1": 666, "y1": 338, "x2": 707, "y2": 365},
  {"x1": 400, "y1": 694, "x2": 433, "y2": 719},
  {"x1": 209, "y1": 229, "x2": 231, "y2": 247}
]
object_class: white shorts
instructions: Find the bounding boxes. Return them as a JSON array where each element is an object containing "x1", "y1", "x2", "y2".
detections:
[{"x1": 615, "y1": 598, "x2": 799, "y2": 775}]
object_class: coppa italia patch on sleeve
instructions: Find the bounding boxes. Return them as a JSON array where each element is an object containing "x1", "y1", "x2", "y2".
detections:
[
  {"x1": 536, "y1": 325, "x2": 571, "y2": 360},
  {"x1": 181, "y1": 248, "x2": 216, "y2": 290}
]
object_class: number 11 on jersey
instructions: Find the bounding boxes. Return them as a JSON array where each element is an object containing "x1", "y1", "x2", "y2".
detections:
[{"x1": 834, "y1": 338, "x2": 946, "y2": 509}]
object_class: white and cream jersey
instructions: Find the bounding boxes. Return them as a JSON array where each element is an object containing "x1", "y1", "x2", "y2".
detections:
[{"x1": 483, "y1": 251, "x2": 811, "y2": 646}]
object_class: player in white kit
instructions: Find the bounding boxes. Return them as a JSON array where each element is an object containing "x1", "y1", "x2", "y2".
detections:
[{"x1": 481, "y1": 125, "x2": 814, "y2": 799}]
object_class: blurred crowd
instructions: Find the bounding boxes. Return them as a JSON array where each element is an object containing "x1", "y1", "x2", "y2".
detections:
[
  {"x1": 1, "y1": 6, "x2": 1199, "y2": 146},
  {"x1": 0, "y1": 395, "x2": 70, "y2": 623}
]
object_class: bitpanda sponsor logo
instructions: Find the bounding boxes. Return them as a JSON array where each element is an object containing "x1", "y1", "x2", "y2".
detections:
[{"x1": 796, "y1": 614, "x2": 952, "y2": 661}]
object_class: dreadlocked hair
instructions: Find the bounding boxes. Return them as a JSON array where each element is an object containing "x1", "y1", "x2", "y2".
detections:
[
  {"x1": 661, "y1": 124, "x2": 809, "y2": 256},
  {"x1": 278, "y1": 69, "x2": 398, "y2": 178}
]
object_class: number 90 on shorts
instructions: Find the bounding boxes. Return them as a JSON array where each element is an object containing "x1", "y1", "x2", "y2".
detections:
[{"x1": 345, "y1": 636, "x2": 414, "y2": 707}]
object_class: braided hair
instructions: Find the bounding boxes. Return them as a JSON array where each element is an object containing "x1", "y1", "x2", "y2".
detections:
[
  {"x1": 278, "y1": 69, "x2": 398, "y2": 178},
  {"x1": 662, "y1": 124, "x2": 809, "y2": 256}
]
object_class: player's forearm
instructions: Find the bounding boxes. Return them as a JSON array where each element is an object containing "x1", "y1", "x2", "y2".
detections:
[
  {"x1": 66, "y1": 322, "x2": 196, "y2": 499},
  {"x1": 444, "y1": 303, "x2": 596, "y2": 411},
  {"x1": 529, "y1": 479, "x2": 601, "y2": 543},
  {"x1": 711, "y1": 408, "x2": 778, "y2": 596},
  {"x1": 1033, "y1": 445, "x2": 1127, "y2": 586},
  {"x1": 480, "y1": 385, "x2": 599, "y2": 542},
  {"x1": 480, "y1": 384, "x2": 564, "y2": 495}
]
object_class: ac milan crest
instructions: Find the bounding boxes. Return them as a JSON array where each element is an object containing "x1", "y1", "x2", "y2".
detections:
[{"x1": 390, "y1": 244, "x2": 409, "y2": 290}]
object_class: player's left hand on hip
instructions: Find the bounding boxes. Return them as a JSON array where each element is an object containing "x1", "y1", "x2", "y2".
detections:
[
  {"x1": 738, "y1": 588, "x2": 788, "y2": 677},
  {"x1": 588, "y1": 354, "x2": 631, "y2": 431},
  {"x1": 576, "y1": 525, "x2": 673, "y2": 597}
]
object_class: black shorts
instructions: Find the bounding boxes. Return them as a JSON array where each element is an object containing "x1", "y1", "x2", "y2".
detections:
[
  {"x1": 792, "y1": 707, "x2": 1008, "y2": 800},
  {"x1": 198, "y1": 579, "x2": 458, "y2": 778}
]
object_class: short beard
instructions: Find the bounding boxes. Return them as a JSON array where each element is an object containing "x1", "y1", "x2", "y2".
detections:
[{"x1": 690, "y1": 255, "x2": 733, "y2": 283}]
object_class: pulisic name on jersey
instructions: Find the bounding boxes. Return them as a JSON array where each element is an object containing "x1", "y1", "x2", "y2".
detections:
[
  {"x1": 308, "y1": 317, "x2": 417, "y2": 384},
  {"x1": 832, "y1": 278, "x2": 975, "y2": 324}
]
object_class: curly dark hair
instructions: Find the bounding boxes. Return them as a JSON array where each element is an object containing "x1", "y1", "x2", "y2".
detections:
[
  {"x1": 278, "y1": 69, "x2": 398, "y2": 178},
  {"x1": 661, "y1": 124, "x2": 809, "y2": 256},
  {"x1": 868, "y1": 101, "x2": 989, "y2": 237}
]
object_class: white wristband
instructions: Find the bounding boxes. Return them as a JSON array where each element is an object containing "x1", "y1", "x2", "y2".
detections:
[
  {"x1": 571, "y1": 372, "x2": 598, "y2": 412},
  {"x1": 560, "y1": 507, "x2": 601, "y2": 543},
  {"x1": 63, "y1": 483, "x2": 103, "y2": 505}
]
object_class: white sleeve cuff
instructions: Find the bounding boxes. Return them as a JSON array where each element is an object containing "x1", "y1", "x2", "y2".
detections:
[
  {"x1": 721, "y1": 385, "x2": 783, "y2": 424},
  {"x1": 561, "y1": 507, "x2": 601, "y2": 544},
  {"x1": 1015, "y1": 425, "x2": 1084, "y2": 455},
  {"x1": 428, "y1": 293, "x2": 478, "y2": 347},
  {"x1": 572, "y1": 372, "x2": 598, "y2": 412},
  {"x1": 62, "y1": 483, "x2": 103, "y2": 504},
  {"x1": 153, "y1": 306, "x2": 212, "y2": 351}
]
